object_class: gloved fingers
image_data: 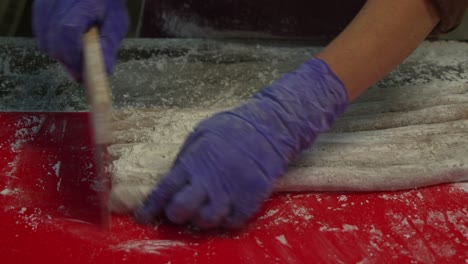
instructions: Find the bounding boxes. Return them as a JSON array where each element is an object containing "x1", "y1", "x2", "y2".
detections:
[
  {"x1": 99, "y1": 39, "x2": 118, "y2": 77},
  {"x1": 39, "y1": 6, "x2": 91, "y2": 82},
  {"x1": 192, "y1": 197, "x2": 231, "y2": 230},
  {"x1": 165, "y1": 183, "x2": 208, "y2": 224},
  {"x1": 220, "y1": 178, "x2": 272, "y2": 229},
  {"x1": 57, "y1": 0, "x2": 107, "y2": 81},
  {"x1": 32, "y1": 0, "x2": 60, "y2": 50},
  {"x1": 222, "y1": 209, "x2": 250, "y2": 229},
  {"x1": 222, "y1": 200, "x2": 265, "y2": 229},
  {"x1": 32, "y1": 0, "x2": 110, "y2": 82},
  {"x1": 99, "y1": 0, "x2": 129, "y2": 75},
  {"x1": 53, "y1": 24, "x2": 86, "y2": 82},
  {"x1": 134, "y1": 166, "x2": 190, "y2": 224},
  {"x1": 61, "y1": 58, "x2": 83, "y2": 82}
]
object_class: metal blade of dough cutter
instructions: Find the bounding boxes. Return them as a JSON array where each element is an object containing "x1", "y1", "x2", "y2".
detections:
[{"x1": 82, "y1": 27, "x2": 113, "y2": 228}]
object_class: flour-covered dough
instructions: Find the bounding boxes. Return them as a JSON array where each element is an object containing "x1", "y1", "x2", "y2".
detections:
[{"x1": 109, "y1": 81, "x2": 468, "y2": 214}]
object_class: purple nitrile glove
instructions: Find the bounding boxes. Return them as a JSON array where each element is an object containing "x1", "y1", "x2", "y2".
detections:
[
  {"x1": 136, "y1": 58, "x2": 349, "y2": 229},
  {"x1": 32, "y1": 0, "x2": 129, "y2": 82}
]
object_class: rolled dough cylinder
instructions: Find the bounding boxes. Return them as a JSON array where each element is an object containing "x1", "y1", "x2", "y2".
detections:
[{"x1": 109, "y1": 81, "x2": 468, "y2": 214}]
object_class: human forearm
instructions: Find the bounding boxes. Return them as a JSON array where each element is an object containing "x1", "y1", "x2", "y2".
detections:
[{"x1": 317, "y1": 0, "x2": 440, "y2": 101}]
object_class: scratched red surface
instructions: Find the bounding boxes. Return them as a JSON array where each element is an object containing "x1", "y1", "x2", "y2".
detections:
[{"x1": 0, "y1": 112, "x2": 467, "y2": 264}]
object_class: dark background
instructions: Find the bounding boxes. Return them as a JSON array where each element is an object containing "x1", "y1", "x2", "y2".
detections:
[
  {"x1": 0, "y1": 0, "x2": 145, "y2": 37},
  {"x1": 0, "y1": 0, "x2": 468, "y2": 40}
]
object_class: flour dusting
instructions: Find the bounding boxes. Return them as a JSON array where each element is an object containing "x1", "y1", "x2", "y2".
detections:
[
  {"x1": 53, "y1": 161, "x2": 61, "y2": 177},
  {"x1": 319, "y1": 224, "x2": 359, "y2": 233},
  {"x1": 275, "y1": 235, "x2": 290, "y2": 247},
  {"x1": 319, "y1": 225, "x2": 340, "y2": 232},
  {"x1": 11, "y1": 115, "x2": 46, "y2": 152},
  {"x1": 292, "y1": 206, "x2": 313, "y2": 221},
  {"x1": 453, "y1": 182, "x2": 468, "y2": 193},
  {"x1": 0, "y1": 188, "x2": 12, "y2": 195},
  {"x1": 342, "y1": 224, "x2": 359, "y2": 232},
  {"x1": 258, "y1": 209, "x2": 279, "y2": 220},
  {"x1": 112, "y1": 240, "x2": 190, "y2": 255},
  {"x1": 15, "y1": 207, "x2": 46, "y2": 232}
]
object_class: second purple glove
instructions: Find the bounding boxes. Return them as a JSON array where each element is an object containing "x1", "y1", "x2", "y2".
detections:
[
  {"x1": 136, "y1": 58, "x2": 349, "y2": 229},
  {"x1": 33, "y1": 0, "x2": 129, "y2": 81}
]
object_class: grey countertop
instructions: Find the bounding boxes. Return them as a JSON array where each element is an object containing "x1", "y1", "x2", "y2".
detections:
[{"x1": 0, "y1": 38, "x2": 466, "y2": 111}]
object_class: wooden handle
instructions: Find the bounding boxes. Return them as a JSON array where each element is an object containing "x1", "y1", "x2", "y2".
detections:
[{"x1": 83, "y1": 27, "x2": 113, "y2": 145}]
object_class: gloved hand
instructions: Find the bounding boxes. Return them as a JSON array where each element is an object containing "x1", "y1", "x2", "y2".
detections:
[
  {"x1": 33, "y1": 0, "x2": 129, "y2": 81},
  {"x1": 136, "y1": 58, "x2": 349, "y2": 229}
]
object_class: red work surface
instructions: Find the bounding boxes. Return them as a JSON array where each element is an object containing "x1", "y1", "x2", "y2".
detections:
[{"x1": 0, "y1": 112, "x2": 467, "y2": 264}]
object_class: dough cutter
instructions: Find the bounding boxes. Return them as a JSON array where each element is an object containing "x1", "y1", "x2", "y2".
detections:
[{"x1": 82, "y1": 27, "x2": 113, "y2": 228}]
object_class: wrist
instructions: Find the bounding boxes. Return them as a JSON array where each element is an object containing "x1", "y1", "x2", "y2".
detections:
[
  {"x1": 230, "y1": 58, "x2": 349, "y2": 164},
  {"x1": 258, "y1": 57, "x2": 349, "y2": 123}
]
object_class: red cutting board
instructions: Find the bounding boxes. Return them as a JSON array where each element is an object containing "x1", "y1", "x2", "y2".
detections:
[{"x1": 0, "y1": 112, "x2": 466, "y2": 264}]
